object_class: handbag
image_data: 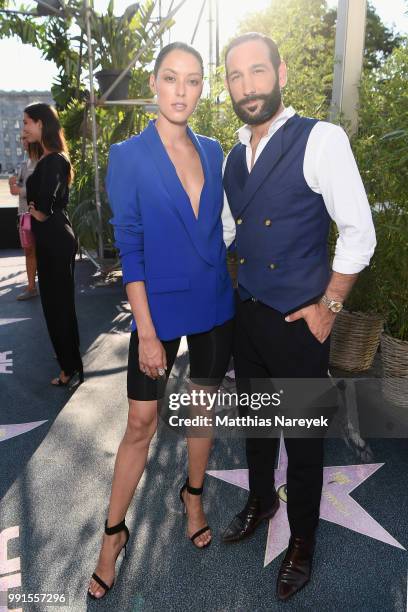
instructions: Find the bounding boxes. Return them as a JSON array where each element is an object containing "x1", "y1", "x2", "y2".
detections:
[{"x1": 19, "y1": 212, "x2": 35, "y2": 249}]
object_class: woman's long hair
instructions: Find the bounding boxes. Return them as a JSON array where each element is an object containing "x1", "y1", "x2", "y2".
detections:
[
  {"x1": 24, "y1": 103, "x2": 73, "y2": 185},
  {"x1": 27, "y1": 142, "x2": 43, "y2": 161}
]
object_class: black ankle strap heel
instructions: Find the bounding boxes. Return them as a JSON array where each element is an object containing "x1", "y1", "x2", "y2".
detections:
[
  {"x1": 105, "y1": 519, "x2": 129, "y2": 557},
  {"x1": 88, "y1": 518, "x2": 130, "y2": 601},
  {"x1": 179, "y1": 478, "x2": 211, "y2": 549}
]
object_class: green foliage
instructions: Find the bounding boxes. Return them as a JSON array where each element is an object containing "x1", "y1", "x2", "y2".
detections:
[
  {"x1": 0, "y1": 1, "x2": 85, "y2": 109},
  {"x1": 234, "y1": 0, "x2": 336, "y2": 119},
  {"x1": 231, "y1": 0, "x2": 402, "y2": 119},
  {"x1": 363, "y1": 2, "x2": 403, "y2": 70},
  {"x1": 324, "y1": 2, "x2": 402, "y2": 71},
  {"x1": 190, "y1": 71, "x2": 240, "y2": 153},
  {"x1": 348, "y1": 40, "x2": 408, "y2": 340},
  {"x1": 353, "y1": 41, "x2": 408, "y2": 212},
  {"x1": 75, "y1": 0, "x2": 162, "y2": 71},
  {"x1": 62, "y1": 97, "x2": 152, "y2": 250},
  {"x1": 0, "y1": 0, "x2": 166, "y2": 250}
]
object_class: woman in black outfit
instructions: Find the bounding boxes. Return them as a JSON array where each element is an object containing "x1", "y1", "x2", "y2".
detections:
[{"x1": 23, "y1": 103, "x2": 83, "y2": 386}]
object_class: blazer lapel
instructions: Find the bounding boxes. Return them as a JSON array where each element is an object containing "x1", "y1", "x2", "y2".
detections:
[
  {"x1": 233, "y1": 144, "x2": 249, "y2": 192},
  {"x1": 140, "y1": 120, "x2": 214, "y2": 266}
]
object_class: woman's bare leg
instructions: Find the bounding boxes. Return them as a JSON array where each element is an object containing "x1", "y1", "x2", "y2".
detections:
[
  {"x1": 181, "y1": 383, "x2": 215, "y2": 547},
  {"x1": 88, "y1": 398, "x2": 157, "y2": 598},
  {"x1": 24, "y1": 246, "x2": 37, "y2": 291},
  {"x1": 183, "y1": 436, "x2": 213, "y2": 547}
]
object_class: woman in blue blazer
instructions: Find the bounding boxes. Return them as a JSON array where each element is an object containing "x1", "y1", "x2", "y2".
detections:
[{"x1": 88, "y1": 43, "x2": 234, "y2": 600}]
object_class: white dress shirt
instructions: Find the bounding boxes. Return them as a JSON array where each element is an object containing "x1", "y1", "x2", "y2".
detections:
[{"x1": 222, "y1": 106, "x2": 376, "y2": 274}]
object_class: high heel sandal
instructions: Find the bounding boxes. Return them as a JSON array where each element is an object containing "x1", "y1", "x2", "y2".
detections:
[
  {"x1": 179, "y1": 477, "x2": 211, "y2": 549},
  {"x1": 87, "y1": 518, "x2": 130, "y2": 601}
]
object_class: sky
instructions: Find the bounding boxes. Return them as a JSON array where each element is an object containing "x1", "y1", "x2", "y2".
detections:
[{"x1": 0, "y1": 0, "x2": 407, "y2": 91}]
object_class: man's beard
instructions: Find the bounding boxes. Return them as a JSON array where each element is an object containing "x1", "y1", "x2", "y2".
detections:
[{"x1": 231, "y1": 81, "x2": 282, "y2": 125}]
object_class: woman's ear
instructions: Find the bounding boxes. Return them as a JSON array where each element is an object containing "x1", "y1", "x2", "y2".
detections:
[{"x1": 149, "y1": 73, "x2": 156, "y2": 96}]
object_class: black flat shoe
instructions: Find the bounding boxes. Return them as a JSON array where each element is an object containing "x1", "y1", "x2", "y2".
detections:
[
  {"x1": 179, "y1": 477, "x2": 211, "y2": 549},
  {"x1": 222, "y1": 493, "x2": 279, "y2": 543},
  {"x1": 88, "y1": 518, "x2": 130, "y2": 601},
  {"x1": 51, "y1": 366, "x2": 84, "y2": 388}
]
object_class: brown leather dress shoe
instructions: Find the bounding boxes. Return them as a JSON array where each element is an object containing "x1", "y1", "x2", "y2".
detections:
[
  {"x1": 222, "y1": 494, "x2": 279, "y2": 543},
  {"x1": 276, "y1": 535, "x2": 315, "y2": 601}
]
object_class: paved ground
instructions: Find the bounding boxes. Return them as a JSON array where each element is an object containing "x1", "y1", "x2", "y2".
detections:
[
  {"x1": 0, "y1": 178, "x2": 16, "y2": 207},
  {"x1": 0, "y1": 250, "x2": 407, "y2": 612}
]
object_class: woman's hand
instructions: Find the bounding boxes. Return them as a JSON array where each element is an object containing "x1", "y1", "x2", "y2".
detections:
[
  {"x1": 138, "y1": 335, "x2": 167, "y2": 379},
  {"x1": 28, "y1": 202, "x2": 49, "y2": 222},
  {"x1": 10, "y1": 184, "x2": 20, "y2": 196},
  {"x1": 9, "y1": 176, "x2": 20, "y2": 196}
]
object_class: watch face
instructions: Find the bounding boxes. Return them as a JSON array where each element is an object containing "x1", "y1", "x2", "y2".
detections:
[{"x1": 331, "y1": 302, "x2": 343, "y2": 313}]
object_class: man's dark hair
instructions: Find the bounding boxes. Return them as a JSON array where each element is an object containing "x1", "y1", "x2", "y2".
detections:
[
  {"x1": 225, "y1": 33, "x2": 281, "y2": 74},
  {"x1": 153, "y1": 42, "x2": 204, "y2": 77}
]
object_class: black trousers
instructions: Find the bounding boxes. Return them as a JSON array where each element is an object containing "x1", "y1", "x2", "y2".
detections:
[
  {"x1": 33, "y1": 211, "x2": 82, "y2": 376},
  {"x1": 233, "y1": 296, "x2": 331, "y2": 537}
]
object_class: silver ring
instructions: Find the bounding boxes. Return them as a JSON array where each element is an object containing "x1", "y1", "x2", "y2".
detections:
[{"x1": 158, "y1": 368, "x2": 165, "y2": 376}]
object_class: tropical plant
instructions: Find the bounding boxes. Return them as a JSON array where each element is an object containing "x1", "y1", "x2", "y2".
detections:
[
  {"x1": 0, "y1": 0, "x2": 85, "y2": 108},
  {"x1": 75, "y1": 0, "x2": 163, "y2": 71}
]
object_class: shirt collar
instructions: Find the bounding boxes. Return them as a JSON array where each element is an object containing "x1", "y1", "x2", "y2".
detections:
[{"x1": 237, "y1": 106, "x2": 296, "y2": 146}]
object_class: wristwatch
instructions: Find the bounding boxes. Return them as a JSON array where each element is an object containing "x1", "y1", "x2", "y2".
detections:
[{"x1": 320, "y1": 294, "x2": 343, "y2": 314}]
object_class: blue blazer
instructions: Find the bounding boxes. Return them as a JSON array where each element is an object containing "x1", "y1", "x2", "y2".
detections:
[{"x1": 107, "y1": 120, "x2": 235, "y2": 340}]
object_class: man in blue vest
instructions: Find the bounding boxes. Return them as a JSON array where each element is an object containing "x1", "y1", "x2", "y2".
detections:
[{"x1": 221, "y1": 33, "x2": 376, "y2": 601}]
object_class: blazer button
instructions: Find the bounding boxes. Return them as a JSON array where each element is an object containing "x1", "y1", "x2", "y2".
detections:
[
  {"x1": 264, "y1": 219, "x2": 272, "y2": 226},
  {"x1": 269, "y1": 263, "x2": 277, "y2": 270},
  {"x1": 237, "y1": 218, "x2": 243, "y2": 225},
  {"x1": 239, "y1": 257, "x2": 246, "y2": 264}
]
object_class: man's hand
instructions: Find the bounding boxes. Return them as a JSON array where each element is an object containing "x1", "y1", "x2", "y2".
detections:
[
  {"x1": 138, "y1": 335, "x2": 167, "y2": 379},
  {"x1": 285, "y1": 303, "x2": 336, "y2": 343}
]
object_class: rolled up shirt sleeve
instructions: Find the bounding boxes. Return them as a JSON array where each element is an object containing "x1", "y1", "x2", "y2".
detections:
[
  {"x1": 308, "y1": 123, "x2": 376, "y2": 274},
  {"x1": 107, "y1": 144, "x2": 145, "y2": 285}
]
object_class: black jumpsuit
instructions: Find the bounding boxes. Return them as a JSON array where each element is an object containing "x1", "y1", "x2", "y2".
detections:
[{"x1": 26, "y1": 152, "x2": 82, "y2": 378}]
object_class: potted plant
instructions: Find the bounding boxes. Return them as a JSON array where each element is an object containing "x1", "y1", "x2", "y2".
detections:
[
  {"x1": 36, "y1": 0, "x2": 62, "y2": 17},
  {"x1": 78, "y1": 0, "x2": 158, "y2": 101}
]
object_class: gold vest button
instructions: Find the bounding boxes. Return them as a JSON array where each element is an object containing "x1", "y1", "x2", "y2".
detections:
[
  {"x1": 269, "y1": 263, "x2": 276, "y2": 270},
  {"x1": 264, "y1": 219, "x2": 272, "y2": 226},
  {"x1": 237, "y1": 218, "x2": 243, "y2": 225},
  {"x1": 239, "y1": 258, "x2": 246, "y2": 264}
]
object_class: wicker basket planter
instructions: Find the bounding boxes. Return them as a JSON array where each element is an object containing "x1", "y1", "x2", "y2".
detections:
[
  {"x1": 329, "y1": 310, "x2": 384, "y2": 372},
  {"x1": 381, "y1": 333, "x2": 408, "y2": 408}
]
